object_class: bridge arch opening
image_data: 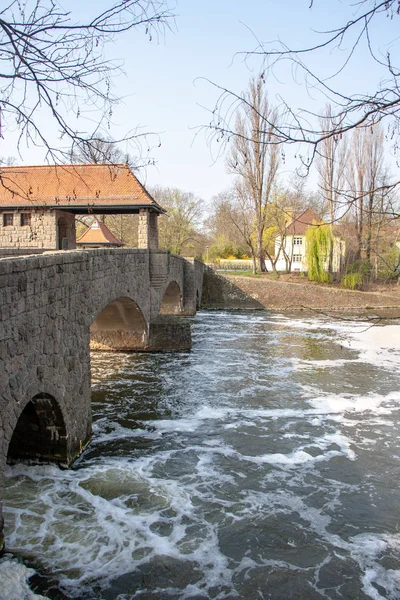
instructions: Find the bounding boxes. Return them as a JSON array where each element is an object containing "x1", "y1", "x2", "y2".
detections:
[
  {"x1": 90, "y1": 296, "x2": 148, "y2": 351},
  {"x1": 7, "y1": 393, "x2": 68, "y2": 465},
  {"x1": 160, "y1": 281, "x2": 182, "y2": 315}
]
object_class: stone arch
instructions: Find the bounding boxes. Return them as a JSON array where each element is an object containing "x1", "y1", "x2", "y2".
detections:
[
  {"x1": 90, "y1": 296, "x2": 149, "y2": 351},
  {"x1": 7, "y1": 393, "x2": 69, "y2": 465},
  {"x1": 160, "y1": 281, "x2": 183, "y2": 315}
]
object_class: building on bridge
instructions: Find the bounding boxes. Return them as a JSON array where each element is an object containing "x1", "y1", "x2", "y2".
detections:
[{"x1": 0, "y1": 164, "x2": 162, "y2": 251}]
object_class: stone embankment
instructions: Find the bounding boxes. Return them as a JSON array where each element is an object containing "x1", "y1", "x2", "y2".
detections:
[{"x1": 202, "y1": 269, "x2": 400, "y2": 315}]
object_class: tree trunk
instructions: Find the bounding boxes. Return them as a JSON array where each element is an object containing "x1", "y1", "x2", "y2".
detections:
[
  {"x1": 366, "y1": 192, "x2": 374, "y2": 264},
  {"x1": 251, "y1": 254, "x2": 257, "y2": 275},
  {"x1": 258, "y1": 251, "x2": 266, "y2": 272},
  {"x1": 265, "y1": 250, "x2": 278, "y2": 274},
  {"x1": 328, "y1": 216, "x2": 334, "y2": 274}
]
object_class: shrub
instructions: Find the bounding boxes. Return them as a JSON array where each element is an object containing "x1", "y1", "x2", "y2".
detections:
[
  {"x1": 342, "y1": 273, "x2": 363, "y2": 290},
  {"x1": 347, "y1": 260, "x2": 372, "y2": 276},
  {"x1": 377, "y1": 246, "x2": 400, "y2": 280}
]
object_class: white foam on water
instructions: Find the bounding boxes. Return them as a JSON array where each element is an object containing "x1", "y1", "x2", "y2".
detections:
[
  {"x1": 307, "y1": 391, "x2": 400, "y2": 417},
  {"x1": 349, "y1": 533, "x2": 400, "y2": 600},
  {"x1": 247, "y1": 429, "x2": 356, "y2": 468},
  {"x1": 345, "y1": 324, "x2": 400, "y2": 370},
  {"x1": 150, "y1": 418, "x2": 201, "y2": 434},
  {"x1": 5, "y1": 313, "x2": 400, "y2": 599},
  {"x1": 92, "y1": 420, "x2": 161, "y2": 445},
  {"x1": 282, "y1": 317, "x2": 400, "y2": 374},
  {"x1": 0, "y1": 556, "x2": 49, "y2": 600},
  {"x1": 134, "y1": 390, "x2": 400, "y2": 445},
  {"x1": 233, "y1": 486, "x2": 400, "y2": 600},
  {"x1": 296, "y1": 358, "x2": 355, "y2": 371},
  {"x1": 4, "y1": 459, "x2": 236, "y2": 598}
]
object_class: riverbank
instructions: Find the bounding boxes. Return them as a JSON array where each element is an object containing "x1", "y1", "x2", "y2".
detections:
[{"x1": 201, "y1": 270, "x2": 400, "y2": 315}]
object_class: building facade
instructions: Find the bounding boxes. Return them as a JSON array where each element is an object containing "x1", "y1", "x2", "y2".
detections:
[
  {"x1": 0, "y1": 164, "x2": 162, "y2": 250},
  {"x1": 266, "y1": 208, "x2": 345, "y2": 273}
]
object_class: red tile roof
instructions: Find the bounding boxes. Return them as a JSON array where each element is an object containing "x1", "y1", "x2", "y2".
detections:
[
  {"x1": 286, "y1": 208, "x2": 323, "y2": 235},
  {"x1": 0, "y1": 164, "x2": 162, "y2": 213},
  {"x1": 76, "y1": 219, "x2": 124, "y2": 246}
]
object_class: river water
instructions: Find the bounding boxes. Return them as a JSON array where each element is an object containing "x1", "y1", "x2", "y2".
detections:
[{"x1": 2, "y1": 310, "x2": 400, "y2": 600}]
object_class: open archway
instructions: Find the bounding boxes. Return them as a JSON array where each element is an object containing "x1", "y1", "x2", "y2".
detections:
[
  {"x1": 90, "y1": 296, "x2": 148, "y2": 351},
  {"x1": 160, "y1": 281, "x2": 182, "y2": 315},
  {"x1": 57, "y1": 217, "x2": 68, "y2": 249},
  {"x1": 7, "y1": 393, "x2": 68, "y2": 465}
]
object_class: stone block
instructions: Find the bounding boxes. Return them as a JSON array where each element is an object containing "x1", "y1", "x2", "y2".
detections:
[{"x1": 148, "y1": 315, "x2": 192, "y2": 351}]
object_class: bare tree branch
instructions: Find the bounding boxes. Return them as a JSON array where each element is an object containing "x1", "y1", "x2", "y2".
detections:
[
  {"x1": 206, "y1": 1, "x2": 400, "y2": 177},
  {"x1": 0, "y1": 0, "x2": 173, "y2": 164}
]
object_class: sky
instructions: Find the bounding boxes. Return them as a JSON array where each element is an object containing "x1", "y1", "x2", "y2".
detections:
[{"x1": 2, "y1": 0, "x2": 398, "y2": 206}]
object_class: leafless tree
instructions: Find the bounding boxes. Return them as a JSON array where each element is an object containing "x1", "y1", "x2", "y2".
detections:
[
  {"x1": 346, "y1": 124, "x2": 393, "y2": 263},
  {"x1": 69, "y1": 136, "x2": 137, "y2": 170},
  {"x1": 229, "y1": 182, "x2": 259, "y2": 273},
  {"x1": 316, "y1": 105, "x2": 348, "y2": 271},
  {"x1": 0, "y1": 0, "x2": 172, "y2": 162},
  {"x1": 226, "y1": 75, "x2": 280, "y2": 272},
  {"x1": 204, "y1": 190, "x2": 249, "y2": 257},
  {"x1": 151, "y1": 186, "x2": 204, "y2": 256}
]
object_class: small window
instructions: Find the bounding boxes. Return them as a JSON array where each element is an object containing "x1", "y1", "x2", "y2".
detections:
[
  {"x1": 293, "y1": 237, "x2": 303, "y2": 245},
  {"x1": 293, "y1": 254, "x2": 302, "y2": 262},
  {"x1": 3, "y1": 213, "x2": 14, "y2": 227},
  {"x1": 20, "y1": 213, "x2": 31, "y2": 226}
]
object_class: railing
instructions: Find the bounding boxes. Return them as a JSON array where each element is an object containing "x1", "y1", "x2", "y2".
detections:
[{"x1": 209, "y1": 260, "x2": 253, "y2": 272}]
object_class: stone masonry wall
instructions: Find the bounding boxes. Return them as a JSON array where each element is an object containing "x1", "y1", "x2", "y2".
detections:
[
  {"x1": 0, "y1": 248, "x2": 204, "y2": 549},
  {"x1": 0, "y1": 211, "x2": 57, "y2": 248},
  {"x1": 0, "y1": 209, "x2": 76, "y2": 250},
  {"x1": 149, "y1": 212, "x2": 159, "y2": 250},
  {"x1": 201, "y1": 267, "x2": 264, "y2": 309}
]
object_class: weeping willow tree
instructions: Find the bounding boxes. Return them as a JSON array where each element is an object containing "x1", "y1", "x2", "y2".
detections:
[{"x1": 305, "y1": 223, "x2": 333, "y2": 283}]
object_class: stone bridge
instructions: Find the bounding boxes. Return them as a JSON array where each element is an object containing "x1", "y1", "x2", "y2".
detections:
[{"x1": 0, "y1": 248, "x2": 204, "y2": 549}]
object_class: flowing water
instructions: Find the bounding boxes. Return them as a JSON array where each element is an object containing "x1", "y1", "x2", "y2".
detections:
[{"x1": 2, "y1": 310, "x2": 400, "y2": 600}]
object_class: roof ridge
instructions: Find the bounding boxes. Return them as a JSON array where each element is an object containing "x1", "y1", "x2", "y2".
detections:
[
  {"x1": 77, "y1": 218, "x2": 123, "y2": 245},
  {"x1": 0, "y1": 163, "x2": 128, "y2": 169}
]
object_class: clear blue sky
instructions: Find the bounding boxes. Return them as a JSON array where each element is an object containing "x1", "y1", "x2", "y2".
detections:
[{"x1": 3, "y1": 0, "x2": 397, "y2": 204}]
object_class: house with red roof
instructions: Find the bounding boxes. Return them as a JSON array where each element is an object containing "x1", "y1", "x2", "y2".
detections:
[
  {"x1": 267, "y1": 208, "x2": 345, "y2": 273},
  {"x1": 76, "y1": 219, "x2": 124, "y2": 249},
  {"x1": 0, "y1": 164, "x2": 163, "y2": 250}
]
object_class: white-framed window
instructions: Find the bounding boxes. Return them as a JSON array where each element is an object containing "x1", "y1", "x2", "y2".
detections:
[
  {"x1": 293, "y1": 236, "x2": 303, "y2": 245},
  {"x1": 293, "y1": 254, "x2": 302, "y2": 262}
]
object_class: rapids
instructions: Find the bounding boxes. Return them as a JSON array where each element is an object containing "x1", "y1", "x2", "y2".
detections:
[{"x1": 2, "y1": 310, "x2": 400, "y2": 599}]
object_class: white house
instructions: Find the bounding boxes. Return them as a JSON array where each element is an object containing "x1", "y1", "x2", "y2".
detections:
[{"x1": 265, "y1": 208, "x2": 345, "y2": 273}]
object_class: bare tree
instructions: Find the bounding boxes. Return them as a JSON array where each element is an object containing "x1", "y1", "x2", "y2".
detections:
[
  {"x1": 230, "y1": 182, "x2": 259, "y2": 273},
  {"x1": 151, "y1": 186, "x2": 204, "y2": 256},
  {"x1": 226, "y1": 75, "x2": 280, "y2": 272},
  {"x1": 204, "y1": 190, "x2": 249, "y2": 259},
  {"x1": 316, "y1": 105, "x2": 348, "y2": 271},
  {"x1": 345, "y1": 124, "x2": 393, "y2": 264},
  {"x1": 0, "y1": 1, "x2": 172, "y2": 162},
  {"x1": 69, "y1": 136, "x2": 137, "y2": 170}
]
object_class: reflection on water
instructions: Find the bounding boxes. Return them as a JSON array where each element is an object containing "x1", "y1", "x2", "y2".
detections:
[{"x1": 3, "y1": 311, "x2": 400, "y2": 600}]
